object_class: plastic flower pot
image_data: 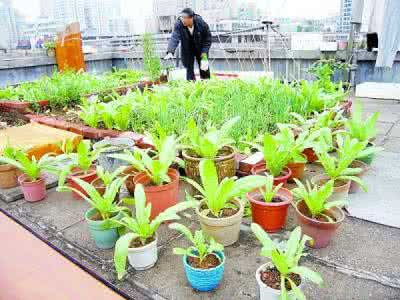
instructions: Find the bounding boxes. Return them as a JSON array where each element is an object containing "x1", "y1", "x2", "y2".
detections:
[
  {"x1": 256, "y1": 262, "x2": 301, "y2": 300},
  {"x1": 302, "y1": 148, "x2": 318, "y2": 163},
  {"x1": 85, "y1": 208, "x2": 123, "y2": 249},
  {"x1": 349, "y1": 160, "x2": 368, "y2": 194},
  {"x1": 357, "y1": 142, "x2": 376, "y2": 166},
  {"x1": 0, "y1": 164, "x2": 18, "y2": 189},
  {"x1": 183, "y1": 251, "x2": 225, "y2": 292},
  {"x1": 286, "y1": 160, "x2": 306, "y2": 182},
  {"x1": 246, "y1": 188, "x2": 293, "y2": 233},
  {"x1": 182, "y1": 146, "x2": 236, "y2": 182},
  {"x1": 121, "y1": 165, "x2": 139, "y2": 196},
  {"x1": 196, "y1": 198, "x2": 244, "y2": 246},
  {"x1": 91, "y1": 178, "x2": 119, "y2": 201},
  {"x1": 311, "y1": 174, "x2": 351, "y2": 203},
  {"x1": 294, "y1": 200, "x2": 345, "y2": 249},
  {"x1": 251, "y1": 163, "x2": 292, "y2": 186},
  {"x1": 93, "y1": 138, "x2": 135, "y2": 172},
  {"x1": 133, "y1": 168, "x2": 179, "y2": 220},
  {"x1": 127, "y1": 235, "x2": 158, "y2": 271},
  {"x1": 18, "y1": 174, "x2": 46, "y2": 202},
  {"x1": 67, "y1": 166, "x2": 97, "y2": 200}
]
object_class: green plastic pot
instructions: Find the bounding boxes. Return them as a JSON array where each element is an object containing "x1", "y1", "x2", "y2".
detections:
[{"x1": 84, "y1": 208, "x2": 122, "y2": 249}]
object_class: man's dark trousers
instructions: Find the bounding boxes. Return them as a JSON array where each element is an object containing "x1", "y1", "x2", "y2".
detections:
[{"x1": 185, "y1": 54, "x2": 211, "y2": 81}]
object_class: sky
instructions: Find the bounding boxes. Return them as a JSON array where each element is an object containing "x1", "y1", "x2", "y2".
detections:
[{"x1": 11, "y1": 0, "x2": 340, "y2": 31}]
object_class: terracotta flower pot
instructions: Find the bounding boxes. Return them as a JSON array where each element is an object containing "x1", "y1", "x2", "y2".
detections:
[
  {"x1": 311, "y1": 174, "x2": 350, "y2": 203},
  {"x1": 182, "y1": 146, "x2": 236, "y2": 182},
  {"x1": 349, "y1": 160, "x2": 368, "y2": 194},
  {"x1": 250, "y1": 163, "x2": 292, "y2": 186},
  {"x1": 67, "y1": 167, "x2": 98, "y2": 200},
  {"x1": 133, "y1": 168, "x2": 179, "y2": 220},
  {"x1": 0, "y1": 164, "x2": 18, "y2": 189},
  {"x1": 295, "y1": 200, "x2": 345, "y2": 248},
  {"x1": 286, "y1": 158, "x2": 306, "y2": 182},
  {"x1": 247, "y1": 188, "x2": 293, "y2": 233},
  {"x1": 121, "y1": 165, "x2": 139, "y2": 196},
  {"x1": 18, "y1": 174, "x2": 46, "y2": 202},
  {"x1": 303, "y1": 148, "x2": 318, "y2": 163},
  {"x1": 196, "y1": 198, "x2": 244, "y2": 246}
]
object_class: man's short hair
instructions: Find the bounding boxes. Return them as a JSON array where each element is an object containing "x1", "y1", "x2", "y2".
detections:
[{"x1": 180, "y1": 8, "x2": 194, "y2": 18}]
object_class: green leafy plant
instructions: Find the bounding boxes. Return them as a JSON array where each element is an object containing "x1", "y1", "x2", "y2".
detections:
[
  {"x1": 0, "y1": 150, "x2": 58, "y2": 182},
  {"x1": 112, "y1": 100, "x2": 132, "y2": 131},
  {"x1": 292, "y1": 179, "x2": 346, "y2": 221},
  {"x1": 109, "y1": 149, "x2": 146, "y2": 173},
  {"x1": 59, "y1": 175, "x2": 130, "y2": 219},
  {"x1": 57, "y1": 138, "x2": 75, "y2": 155},
  {"x1": 79, "y1": 99, "x2": 100, "y2": 128},
  {"x1": 169, "y1": 223, "x2": 224, "y2": 264},
  {"x1": 315, "y1": 135, "x2": 367, "y2": 190},
  {"x1": 185, "y1": 159, "x2": 267, "y2": 217},
  {"x1": 184, "y1": 117, "x2": 240, "y2": 159},
  {"x1": 259, "y1": 175, "x2": 283, "y2": 203},
  {"x1": 96, "y1": 166, "x2": 126, "y2": 186},
  {"x1": 113, "y1": 184, "x2": 195, "y2": 279},
  {"x1": 43, "y1": 40, "x2": 56, "y2": 50},
  {"x1": 345, "y1": 100, "x2": 380, "y2": 143},
  {"x1": 72, "y1": 141, "x2": 100, "y2": 173},
  {"x1": 252, "y1": 223, "x2": 323, "y2": 299},
  {"x1": 143, "y1": 33, "x2": 161, "y2": 81}
]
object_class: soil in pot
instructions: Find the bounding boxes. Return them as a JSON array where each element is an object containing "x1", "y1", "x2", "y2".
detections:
[
  {"x1": 312, "y1": 175, "x2": 351, "y2": 203},
  {"x1": 260, "y1": 266, "x2": 301, "y2": 291},
  {"x1": 130, "y1": 236, "x2": 156, "y2": 248},
  {"x1": 183, "y1": 146, "x2": 236, "y2": 182},
  {"x1": 187, "y1": 253, "x2": 221, "y2": 269},
  {"x1": 202, "y1": 202, "x2": 239, "y2": 218}
]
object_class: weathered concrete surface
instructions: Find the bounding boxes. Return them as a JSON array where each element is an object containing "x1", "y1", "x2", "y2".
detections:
[{"x1": 1, "y1": 97, "x2": 400, "y2": 299}]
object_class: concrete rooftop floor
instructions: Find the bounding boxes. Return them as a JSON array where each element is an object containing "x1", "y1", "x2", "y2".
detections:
[{"x1": 1, "y1": 97, "x2": 400, "y2": 300}]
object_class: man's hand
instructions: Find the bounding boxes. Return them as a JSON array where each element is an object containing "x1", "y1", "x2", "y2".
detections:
[{"x1": 164, "y1": 53, "x2": 174, "y2": 60}]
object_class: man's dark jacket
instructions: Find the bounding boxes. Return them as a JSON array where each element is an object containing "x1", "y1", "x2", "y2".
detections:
[{"x1": 167, "y1": 14, "x2": 212, "y2": 68}]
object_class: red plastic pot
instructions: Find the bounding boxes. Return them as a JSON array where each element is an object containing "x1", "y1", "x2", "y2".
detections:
[
  {"x1": 303, "y1": 148, "x2": 318, "y2": 163},
  {"x1": 295, "y1": 200, "x2": 345, "y2": 249},
  {"x1": 250, "y1": 163, "x2": 292, "y2": 186},
  {"x1": 134, "y1": 168, "x2": 179, "y2": 220},
  {"x1": 246, "y1": 187, "x2": 293, "y2": 233},
  {"x1": 67, "y1": 167, "x2": 98, "y2": 200},
  {"x1": 286, "y1": 159, "x2": 306, "y2": 182},
  {"x1": 18, "y1": 174, "x2": 46, "y2": 202}
]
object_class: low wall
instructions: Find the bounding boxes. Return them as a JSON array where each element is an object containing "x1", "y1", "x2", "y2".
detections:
[{"x1": 0, "y1": 49, "x2": 399, "y2": 87}]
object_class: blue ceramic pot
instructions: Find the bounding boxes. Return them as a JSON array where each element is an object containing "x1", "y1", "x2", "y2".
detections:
[
  {"x1": 85, "y1": 208, "x2": 122, "y2": 249},
  {"x1": 183, "y1": 251, "x2": 225, "y2": 292}
]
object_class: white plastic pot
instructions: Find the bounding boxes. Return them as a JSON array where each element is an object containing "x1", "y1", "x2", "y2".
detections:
[
  {"x1": 256, "y1": 263, "x2": 302, "y2": 300},
  {"x1": 127, "y1": 236, "x2": 158, "y2": 271}
]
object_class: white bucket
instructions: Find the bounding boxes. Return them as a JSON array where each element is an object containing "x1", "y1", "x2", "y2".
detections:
[
  {"x1": 168, "y1": 68, "x2": 187, "y2": 81},
  {"x1": 127, "y1": 236, "x2": 158, "y2": 271}
]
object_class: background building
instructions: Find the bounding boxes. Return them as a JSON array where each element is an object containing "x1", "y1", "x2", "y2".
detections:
[
  {"x1": 338, "y1": 0, "x2": 352, "y2": 32},
  {"x1": 0, "y1": 0, "x2": 18, "y2": 49}
]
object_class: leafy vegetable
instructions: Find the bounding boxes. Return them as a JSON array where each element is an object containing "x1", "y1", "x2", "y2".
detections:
[
  {"x1": 259, "y1": 175, "x2": 283, "y2": 203},
  {"x1": 252, "y1": 224, "x2": 323, "y2": 299}
]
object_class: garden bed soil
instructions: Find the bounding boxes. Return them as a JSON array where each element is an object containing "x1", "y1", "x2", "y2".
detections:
[
  {"x1": 260, "y1": 266, "x2": 301, "y2": 291},
  {"x1": 0, "y1": 111, "x2": 29, "y2": 128},
  {"x1": 187, "y1": 253, "x2": 221, "y2": 269},
  {"x1": 129, "y1": 236, "x2": 156, "y2": 248}
]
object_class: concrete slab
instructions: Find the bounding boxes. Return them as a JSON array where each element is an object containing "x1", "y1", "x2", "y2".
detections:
[
  {"x1": 348, "y1": 151, "x2": 400, "y2": 228},
  {"x1": 356, "y1": 83, "x2": 400, "y2": 100},
  {"x1": 376, "y1": 121, "x2": 394, "y2": 136},
  {"x1": 0, "y1": 173, "x2": 58, "y2": 203},
  {"x1": 383, "y1": 137, "x2": 400, "y2": 153},
  {"x1": 390, "y1": 123, "x2": 400, "y2": 138},
  {"x1": 16, "y1": 188, "x2": 90, "y2": 230}
]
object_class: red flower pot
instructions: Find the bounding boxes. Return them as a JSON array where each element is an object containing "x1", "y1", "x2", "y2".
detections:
[
  {"x1": 303, "y1": 148, "x2": 318, "y2": 163},
  {"x1": 250, "y1": 163, "x2": 292, "y2": 186},
  {"x1": 286, "y1": 161, "x2": 306, "y2": 182},
  {"x1": 67, "y1": 167, "x2": 98, "y2": 200},
  {"x1": 18, "y1": 174, "x2": 46, "y2": 202},
  {"x1": 133, "y1": 168, "x2": 179, "y2": 220},
  {"x1": 295, "y1": 200, "x2": 345, "y2": 249},
  {"x1": 247, "y1": 188, "x2": 293, "y2": 233}
]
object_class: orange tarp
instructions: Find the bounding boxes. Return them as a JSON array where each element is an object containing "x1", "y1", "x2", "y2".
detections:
[
  {"x1": 0, "y1": 123, "x2": 82, "y2": 159},
  {"x1": 56, "y1": 22, "x2": 85, "y2": 72}
]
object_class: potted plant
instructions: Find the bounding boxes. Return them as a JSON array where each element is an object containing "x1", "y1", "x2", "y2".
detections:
[
  {"x1": 252, "y1": 224, "x2": 323, "y2": 300},
  {"x1": 275, "y1": 125, "x2": 319, "y2": 181},
  {"x1": 345, "y1": 100, "x2": 380, "y2": 165},
  {"x1": 169, "y1": 223, "x2": 225, "y2": 292},
  {"x1": 133, "y1": 135, "x2": 180, "y2": 219},
  {"x1": 185, "y1": 159, "x2": 266, "y2": 246},
  {"x1": 292, "y1": 179, "x2": 346, "y2": 248},
  {"x1": 182, "y1": 117, "x2": 239, "y2": 182},
  {"x1": 93, "y1": 138, "x2": 135, "y2": 172},
  {"x1": 66, "y1": 141, "x2": 100, "y2": 200},
  {"x1": 59, "y1": 176, "x2": 130, "y2": 249},
  {"x1": 43, "y1": 39, "x2": 56, "y2": 57},
  {"x1": 113, "y1": 184, "x2": 194, "y2": 277},
  {"x1": 312, "y1": 135, "x2": 367, "y2": 202},
  {"x1": 251, "y1": 133, "x2": 292, "y2": 186},
  {"x1": 91, "y1": 165, "x2": 126, "y2": 198},
  {"x1": 110, "y1": 149, "x2": 146, "y2": 196},
  {"x1": 246, "y1": 175, "x2": 292, "y2": 233},
  {"x1": 0, "y1": 144, "x2": 19, "y2": 189},
  {"x1": 0, "y1": 149, "x2": 58, "y2": 202}
]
